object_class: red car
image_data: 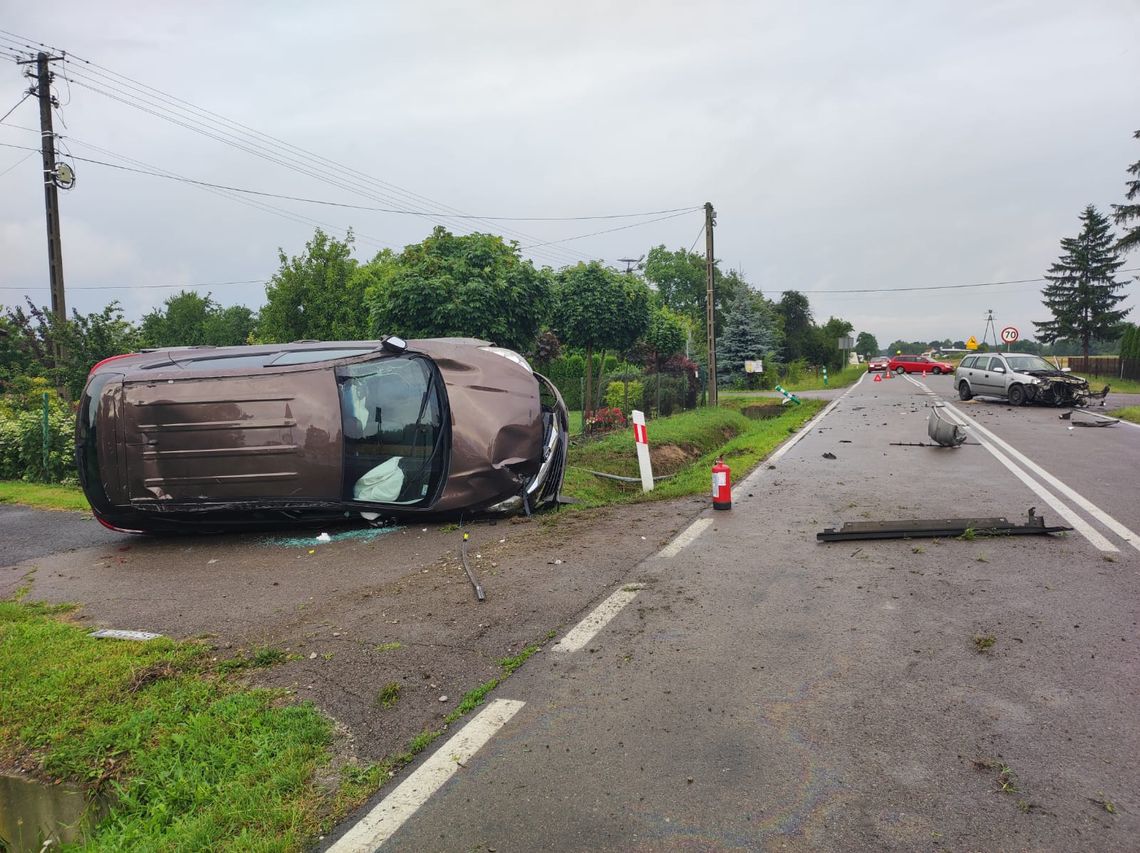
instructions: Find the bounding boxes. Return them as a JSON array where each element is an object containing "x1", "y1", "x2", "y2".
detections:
[
  {"x1": 866, "y1": 357, "x2": 890, "y2": 372},
  {"x1": 887, "y1": 354, "x2": 953, "y2": 375}
]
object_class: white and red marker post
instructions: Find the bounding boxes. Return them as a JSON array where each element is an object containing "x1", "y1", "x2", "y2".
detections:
[{"x1": 631, "y1": 409, "x2": 654, "y2": 492}]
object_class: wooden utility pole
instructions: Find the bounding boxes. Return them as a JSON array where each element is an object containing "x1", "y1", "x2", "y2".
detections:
[
  {"x1": 704, "y1": 201, "x2": 717, "y2": 406},
  {"x1": 26, "y1": 52, "x2": 67, "y2": 326}
]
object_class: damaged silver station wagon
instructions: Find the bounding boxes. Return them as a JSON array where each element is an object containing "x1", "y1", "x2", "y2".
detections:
[
  {"x1": 954, "y1": 353, "x2": 1094, "y2": 407},
  {"x1": 76, "y1": 337, "x2": 568, "y2": 533}
]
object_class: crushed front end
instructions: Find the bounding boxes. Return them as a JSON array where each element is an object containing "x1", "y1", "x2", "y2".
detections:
[{"x1": 1023, "y1": 370, "x2": 1091, "y2": 407}]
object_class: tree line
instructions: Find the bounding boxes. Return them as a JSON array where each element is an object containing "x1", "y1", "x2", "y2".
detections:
[{"x1": 0, "y1": 226, "x2": 862, "y2": 411}]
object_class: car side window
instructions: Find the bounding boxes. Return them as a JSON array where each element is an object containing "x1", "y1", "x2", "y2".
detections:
[{"x1": 960, "y1": 356, "x2": 976, "y2": 369}]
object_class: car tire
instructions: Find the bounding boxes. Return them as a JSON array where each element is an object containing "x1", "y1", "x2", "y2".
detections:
[
  {"x1": 932, "y1": 367, "x2": 942, "y2": 374},
  {"x1": 1008, "y1": 384, "x2": 1026, "y2": 407},
  {"x1": 958, "y1": 381, "x2": 973, "y2": 401},
  {"x1": 895, "y1": 367, "x2": 906, "y2": 375}
]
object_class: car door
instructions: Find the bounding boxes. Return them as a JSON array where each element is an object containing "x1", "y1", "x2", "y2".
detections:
[{"x1": 975, "y1": 356, "x2": 1009, "y2": 396}]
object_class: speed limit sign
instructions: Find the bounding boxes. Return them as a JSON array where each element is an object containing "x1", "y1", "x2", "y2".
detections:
[{"x1": 1000, "y1": 326, "x2": 1019, "y2": 343}]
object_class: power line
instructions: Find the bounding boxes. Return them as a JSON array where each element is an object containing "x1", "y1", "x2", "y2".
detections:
[
  {"x1": 50, "y1": 65, "x2": 592, "y2": 266},
  {"x1": 0, "y1": 140, "x2": 698, "y2": 221},
  {"x1": 688, "y1": 222, "x2": 705, "y2": 253},
  {"x1": 521, "y1": 210, "x2": 697, "y2": 249},
  {"x1": 0, "y1": 91, "x2": 30, "y2": 123},
  {"x1": 0, "y1": 149, "x2": 35, "y2": 178},
  {"x1": 1, "y1": 279, "x2": 267, "y2": 292},
  {"x1": 799, "y1": 271, "x2": 1140, "y2": 294}
]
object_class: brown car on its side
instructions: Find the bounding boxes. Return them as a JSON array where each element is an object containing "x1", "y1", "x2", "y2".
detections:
[{"x1": 76, "y1": 337, "x2": 568, "y2": 533}]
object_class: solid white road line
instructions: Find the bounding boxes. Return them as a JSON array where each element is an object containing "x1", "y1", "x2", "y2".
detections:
[
  {"x1": 940, "y1": 400, "x2": 1140, "y2": 554},
  {"x1": 658, "y1": 517, "x2": 714, "y2": 558},
  {"x1": 327, "y1": 699, "x2": 526, "y2": 853},
  {"x1": 903, "y1": 375, "x2": 1137, "y2": 554},
  {"x1": 551, "y1": 584, "x2": 644, "y2": 653}
]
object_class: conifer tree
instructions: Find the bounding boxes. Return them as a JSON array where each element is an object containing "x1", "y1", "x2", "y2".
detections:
[
  {"x1": 1113, "y1": 129, "x2": 1140, "y2": 253},
  {"x1": 1034, "y1": 205, "x2": 1130, "y2": 358}
]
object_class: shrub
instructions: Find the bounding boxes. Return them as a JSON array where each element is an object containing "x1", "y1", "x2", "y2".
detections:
[
  {"x1": 604, "y1": 379, "x2": 643, "y2": 414},
  {"x1": 0, "y1": 385, "x2": 76, "y2": 483},
  {"x1": 585, "y1": 406, "x2": 627, "y2": 433}
]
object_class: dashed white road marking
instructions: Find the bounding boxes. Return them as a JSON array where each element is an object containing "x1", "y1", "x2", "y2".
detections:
[
  {"x1": 658, "y1": 517, "x2": 714, "y2": 558},
  {"x1": 326, "y1": 699, "x2": 526, "y2": 852},
  {"x1": 905, "y1": 375, "x2": 1138, "y2": 554},
  {"x1": 551, "y1": 584, "x2": 644, "y2": 653},
  {"x1": 555, "y1": 377, "x2": 866, "y2": 655}
]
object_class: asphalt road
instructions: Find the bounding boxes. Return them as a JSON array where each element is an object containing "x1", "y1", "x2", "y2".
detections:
[
  {"x1": 332, "y1": 372, "x2": 1139, "y2": 851},
  {"x1": 0, "y1": 504, "x2": 120, "y2": 571}
]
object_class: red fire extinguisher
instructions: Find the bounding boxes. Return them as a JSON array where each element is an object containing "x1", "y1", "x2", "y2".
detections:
[{"x1": 712, "y1": 458, "x2": 732, "y2": 510}]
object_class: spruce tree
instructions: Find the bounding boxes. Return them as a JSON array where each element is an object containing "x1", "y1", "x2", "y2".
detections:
[
  {"x1": 1113, "y1": 129, "x2": 1140, "y2": 253},
  {"x1": 1033, "y1": 205, "x2": 1131, "y2": 358},
  {"x1": 717, "y1": 294, "x2": 778, "y2": 387}
]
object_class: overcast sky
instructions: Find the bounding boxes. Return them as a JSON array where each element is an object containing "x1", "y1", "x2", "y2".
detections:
[{"x1": 2, "y1": 1, "x2": 1138, "y2": 347}]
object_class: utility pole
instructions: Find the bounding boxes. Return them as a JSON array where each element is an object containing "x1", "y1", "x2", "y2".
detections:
[
  {"x1": 704, "y1": 201, "x2": 717, "y2": 406},
  {"x1": 21, "y1": 52, "x2": 67, "y2": 329}
]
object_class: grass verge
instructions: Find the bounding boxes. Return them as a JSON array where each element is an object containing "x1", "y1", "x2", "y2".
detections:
[
  {"x1": 0, "y1": 597, "x2": 336, "y2": 850},
  {"x1": 778, "y1": 364, "x2": 865, "y2": 391},
  {"x1": 0, "y1": 480, "x2": 88, "y2": 511},
  {"x1": 1109, "y1": 405, "x2": 1140, "y2": 424},
  {"x1": 1085, "y1": 375, "x2": 1140, "y2": 394},
  {"x1": 562, "y1": 399, "x2": 824, "y2": 509}
]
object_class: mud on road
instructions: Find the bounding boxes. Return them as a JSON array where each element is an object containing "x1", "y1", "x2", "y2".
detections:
[{"x1": 1, "y1": 498, "x2": 706, "y2": 765}]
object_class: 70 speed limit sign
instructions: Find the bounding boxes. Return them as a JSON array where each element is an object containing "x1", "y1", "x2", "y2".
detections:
[{"x1": 1000, "y1": 326, "x2": 1019, "y2": 343}]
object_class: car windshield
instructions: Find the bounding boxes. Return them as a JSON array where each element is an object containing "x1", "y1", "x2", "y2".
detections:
[
  {"x1": 336, "y1": 356, "x2": 448, "y2": 505},
  {"x1": 1005, "y1": 355, "x2": 1056, "y2": 372}
]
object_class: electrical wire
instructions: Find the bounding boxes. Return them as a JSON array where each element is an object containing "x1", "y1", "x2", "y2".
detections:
[
  {"x1": 54, "y1": 68, "x2": 591, "y2": 266},
  {"x1": 0, "y1": 91, "x2": 30, "y2": 124},
  {"x1": 688, "y1": 223, "x2": 705, "y2": 253},
  {"x1": 799, "y1": 271, "x2": 1140, "y2": 294},
  {"x1": 0, "y1": 149, "x2": 35, "y2": 179},
  {"x1": 54, "y1": 59, "x2": 598, "y2": 254},
  {"x1": 0, "y1": 144, "x2": 696, "y2": 223},
  {"x1": 0, "y1": 32, "x2": 697, "y2": 265},
  {"x1": 0, "y1": 279, "x2": 268, "y2": 292},
  {"x1": 520, "y1": 209, "x2": 697, "y2": 249}
]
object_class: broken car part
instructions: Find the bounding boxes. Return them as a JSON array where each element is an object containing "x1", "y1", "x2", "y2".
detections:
[
  {"x1": 460, "y1": 531, "x2": 485, "y2": 602},
  {"x1": 1059, "y1": 410, "x2": 1119, "y2": 427},
  {"x1": 927, "y1": 403, "x2": 968, "y2": 447},
  {"x1": 817, "y1": 508, "x2": 1071, "y2": 542}
]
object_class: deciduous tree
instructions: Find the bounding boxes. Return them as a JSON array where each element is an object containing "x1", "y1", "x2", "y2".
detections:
[
  {"x1": 854, "y1": 332, "x2": 880, "y2": 358},
  {"x1": 366, "y1": 228, "x2": 550, "y2": 352}
]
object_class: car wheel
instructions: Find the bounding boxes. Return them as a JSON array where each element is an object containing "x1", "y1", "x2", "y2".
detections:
[
  {"x1": 1008, "y1": 384, "x2": 1026, "y2": 407},
  {"x1": 895, "y1": 367, "x2": 906, "y2": 375},
  {"x1": 932, "y1": 367, "x2": 942, "y2": 374},
  {"x1": 958, "y1": 381, "x2": 973, "y2": 401}
]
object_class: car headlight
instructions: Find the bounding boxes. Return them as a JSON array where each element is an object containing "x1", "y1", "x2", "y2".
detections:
[{"x1": 480, "y1": 347, "x2": 533, "y2": 373}]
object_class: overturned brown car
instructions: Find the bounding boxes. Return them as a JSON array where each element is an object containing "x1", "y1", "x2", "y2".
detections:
[{"x1": 76, "y1": 337, "x2": 568, "y2": 533}]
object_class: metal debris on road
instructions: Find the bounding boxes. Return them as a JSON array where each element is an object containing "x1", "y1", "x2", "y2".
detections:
[
  {"x1": 1060, "y1": 410, "x2": 1119, "y2": 427},
  {"x1": 817, "y1": 508, "x2": 1071, "y2": 542},
  {"x1": 822, "y1": 452, "x2": 837, "y2": 460},
  {"x1": 927, "y1": 403, "x2": 968, "y2": 447},
  {"x1": 460, "y1": 531, "x2": 486, "y2": 602}
]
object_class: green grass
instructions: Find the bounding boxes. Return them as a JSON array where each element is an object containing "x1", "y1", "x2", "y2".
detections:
[
  {"x1": 778, "y1": 364, "x2": 865, "y2": 391},
  {"x1": 0, "y1": 597, "x2": 337, "y2": 850},
  {"x1": 1081, "y1": 374, "x2": 1140, "y2": 394},
  {"x1": 563, "y1": 400, "x2": 824, "y2": 510},
  {"x1": 1109, "y1": 405, "x2": 1140, "y2": 424},
  {"x1": 0, "y1": 480, "x2": 89, "y2": 511}
]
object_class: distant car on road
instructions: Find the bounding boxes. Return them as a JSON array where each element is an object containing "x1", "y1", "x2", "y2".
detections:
[
  {"x1": 76, "y1": 338, "x2": 568, "y2": 533},
  {"x1": 866, "y1": 356, "x2": 890, "y2": 372},
  {"x1": 887, "y1": 354, "x2": 954, "y2": 375},
  {"x1": 954, "y1": 352, "x2": 1092, "y2": 407}
]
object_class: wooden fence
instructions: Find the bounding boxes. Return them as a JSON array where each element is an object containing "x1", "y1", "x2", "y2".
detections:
[{"x1": 1061, "y1": 355, "x2": 1140, "y2": 381}]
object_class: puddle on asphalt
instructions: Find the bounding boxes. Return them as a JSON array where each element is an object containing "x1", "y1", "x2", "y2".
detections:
[{"x1": 0, "y1": 773, "x2": 110, "y2": 851}]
